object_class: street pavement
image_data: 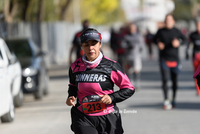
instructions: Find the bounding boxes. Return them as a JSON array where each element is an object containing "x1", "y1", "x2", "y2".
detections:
[
  {"x1": 0, "y1": 47, "x2": 200, "y2": 134},
  {"x1": 121, "y1": 58, "x2": 200, "y2": 134}
]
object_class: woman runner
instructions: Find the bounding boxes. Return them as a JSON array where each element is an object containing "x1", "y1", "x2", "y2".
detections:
[{"x1": 66, "y1": 28, "x2": 135, "y2": 134}]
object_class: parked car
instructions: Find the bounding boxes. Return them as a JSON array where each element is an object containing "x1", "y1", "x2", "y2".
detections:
[
  {"x1": 0, "y1": 57, "x2": 14, "y2": 123},
  {"x1": 5, "y1": 38, "x2": 49, "y2": 100},
  {"x1": 0, "y1": 38, "x2": 23, "y2": 122}
]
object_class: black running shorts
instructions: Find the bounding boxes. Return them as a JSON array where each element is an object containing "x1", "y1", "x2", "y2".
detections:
[{"x1": 70, "y1": 107, "x2": 124, "y2": 134}]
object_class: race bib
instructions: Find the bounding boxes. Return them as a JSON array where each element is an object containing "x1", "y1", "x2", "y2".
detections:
[
  {"x1": 82, "y1": 95, "x2": 106, "y2": 114},
  {"x1": 165, "y1": 61, "x2": 177, "y2": 68}
]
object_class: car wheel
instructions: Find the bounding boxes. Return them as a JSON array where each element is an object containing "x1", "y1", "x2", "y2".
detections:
[
  {"x1": 1, "y1": 97, "x2": 15, "y2": 123},
  {"x1": 34, "y1": 86, "x2": 43, "y2": 100},
  {"x1": 14, "y1": 89, "x2": 23, "y2": 107},
  {"x1": 34, "y1": 74, "x2": 43, "y2": 100},
  {"x1": 43, "y1": 74, "x2": 49, "y2": 95}
]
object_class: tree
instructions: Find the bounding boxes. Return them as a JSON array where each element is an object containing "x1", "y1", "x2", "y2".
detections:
[
  {"x1": 17, "y1": 0, "x2": 72, "y2": 22},
  {"x1": 59, "y1": 0, "x2": 72, "y2": 20},
  {"x1": 20, "y1": 0, "x2": 30, "y2": 22},
  {"x1": 173, "y1": 0, "x2": 200, "y2": 21},
  {"x1": 4, "y1": 0, "x2": 18, "y2": 23},
  {"x1": 0, "y1": 0, "x2": 123, "y2": 24},
  {"x1": 79, "y1": 0, "x2": 124, "y2": 25}
]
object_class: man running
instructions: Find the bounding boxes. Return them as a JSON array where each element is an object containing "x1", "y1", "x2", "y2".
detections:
[{"x1": 69, "y1": 20, "x2": 89, "y2": 64}]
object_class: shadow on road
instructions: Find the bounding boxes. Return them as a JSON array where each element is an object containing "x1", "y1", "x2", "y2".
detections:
[
  {"x1": 50, "y1": 75, "x2": 68, "y2": 80},
  {"x1": 176, "y1": 102, "x2": 200, "y2": 110},
  {"x1": 141, "y1": 70, "x2": 194, "y2": 82},
  {"x1": 128, "y1": 102, "x2": 200, "y2": 110}
]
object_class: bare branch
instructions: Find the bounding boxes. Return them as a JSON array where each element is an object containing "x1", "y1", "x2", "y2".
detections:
[{"x1": 60, "y1": 0, "x2": 72, "y2": 20}]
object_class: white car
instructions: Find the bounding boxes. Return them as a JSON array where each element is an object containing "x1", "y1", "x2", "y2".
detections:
[{"x1": 0, "y1": 38, "x2": 23, "y2": 122}]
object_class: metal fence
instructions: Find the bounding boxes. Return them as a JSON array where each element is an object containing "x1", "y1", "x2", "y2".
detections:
[{"x1": 0, "y1": 21, "x2": 83, "y2": 68}]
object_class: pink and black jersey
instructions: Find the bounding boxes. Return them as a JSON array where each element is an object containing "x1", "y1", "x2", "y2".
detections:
[{"x1": 68, "y1": 55, "x2": 135, "y2": 116}]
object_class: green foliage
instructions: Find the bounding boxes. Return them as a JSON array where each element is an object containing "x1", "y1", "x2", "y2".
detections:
[
  {"x1": 173, "y1": 0, "x2": 193, "y2": 21},
  {"x1": 27, "y1": 0, "x2": 39, "y2": 21},
  {"x1": 44, "y1": 0, "x2": 59, "y2": 21},
  {"x1": 0, "y1": 0, "x2": 5, "y2": 13},
  {"x1": 0, "y1": 0, "x2": 124, "y2": 24},
  {"x1": 80, "y1": 0, "x2": 123, "y2": 25}
]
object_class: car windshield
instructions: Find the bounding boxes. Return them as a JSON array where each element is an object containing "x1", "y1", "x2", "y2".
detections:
[{"x1": 6, "y1": 40, "x2": 32, "y2": 58}]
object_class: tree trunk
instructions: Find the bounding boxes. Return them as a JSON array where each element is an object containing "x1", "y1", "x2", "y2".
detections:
[
  {"x1": 60, "y1": 0, "x2": 72, "y2": 20},
  {"x1": 35, "y1": 0, "x2": 45, "y2": 48},
  {"x1": 25, "y1": 0, "x2": 34, "y2": 21},
  {"x1": 37, "y1": 0, "x2": 45, "y2": 22},
  {"x1": 4, "y1": 0, "x2": 18, "y2": 23},
  {"x1": 21, "y1": 0, "x2": 30, "y2": 22}
]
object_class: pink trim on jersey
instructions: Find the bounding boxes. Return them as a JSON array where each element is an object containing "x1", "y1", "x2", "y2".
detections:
[
  {"x1": 71, "y1": 58, "x2": 86, "y2": 73},
  {"x1": 104, "y1": 56, "x2": 117, "y2": 63},
  {"x1": 77, "y1": 83, "x2": 113, "y2": 104},
  {"x1": 111, "y1": 70, "x2": 134, "y2": 90},
  {"x1": 194, "y1": 64, "x2": 200, "y2": 78},
  {"x1": 69, "y1": 83, "x2": 76, "y2": 87}
]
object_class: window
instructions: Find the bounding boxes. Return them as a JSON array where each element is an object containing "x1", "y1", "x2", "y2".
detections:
[{"x1": 6, "y1": 40, "x2": 32, "y2": 58}]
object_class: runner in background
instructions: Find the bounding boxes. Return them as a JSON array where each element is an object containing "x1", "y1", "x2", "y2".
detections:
[
  {"x1": 121, "y1": 23, "x2": 145, "y2": 89},
  {"x1": 186, "y1": 18, "x2": 200, "y2": 96},
  {"x1": 66, "y1": 28, "x2": 135, "y2": 134},
  {"x1": 69, "y1": 20, "x2": 89, "y2": 65},
  {"x1": 110, "y1": 26, "x2": 127, "y2": 69},
  {"x1": 145, "y1": 29, "x2": 154, "y2": 60},
  {"x1": 153, "y1": 14, "x2": 187, "y2": 110}
]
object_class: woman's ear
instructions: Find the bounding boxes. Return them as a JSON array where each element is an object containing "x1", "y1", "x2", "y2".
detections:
[{"x1": 99, "y1": 41, "x2": 102, "y2": 48}]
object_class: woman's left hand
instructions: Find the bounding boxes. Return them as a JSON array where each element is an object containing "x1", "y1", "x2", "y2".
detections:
[
  {"x1": 99, "y1": 94, "x2": 112, "y2": 104},
  {"x1": 172, "y1": 38, "x2": 180, "y2": 48}
]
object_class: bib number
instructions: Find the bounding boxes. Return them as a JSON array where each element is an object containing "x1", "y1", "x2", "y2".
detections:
[
  {"x1": 82, "y1": 101, "x2": 106, "y2": 114},
  {"x1": 165, "y1": 61, "x2": 177, "y2": 68},
  {"x1": 82, "y1": 95, "x2": 107, "y2": 114}
]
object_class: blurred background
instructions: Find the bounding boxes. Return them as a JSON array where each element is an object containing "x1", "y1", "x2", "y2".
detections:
[
  {"x1": 1, "y1": 0, "x2": 200, "y2": 134},
  {"x1": 0, "y1": 0, "x2": 198, "y2": 67}
]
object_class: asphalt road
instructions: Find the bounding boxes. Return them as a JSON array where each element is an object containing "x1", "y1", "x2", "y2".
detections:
[{"x1": 0, "y1": 53, "x2": 200, "y2": 134}]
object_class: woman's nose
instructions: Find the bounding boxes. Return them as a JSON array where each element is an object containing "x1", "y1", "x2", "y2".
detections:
[{"x1": 89, "y1": 45, "x2": 94, "y2": 49}]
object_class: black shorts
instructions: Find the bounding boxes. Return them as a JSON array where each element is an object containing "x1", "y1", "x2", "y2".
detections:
[{"x1": 70, "y1": 107, "x2": 124, "y2": 134}]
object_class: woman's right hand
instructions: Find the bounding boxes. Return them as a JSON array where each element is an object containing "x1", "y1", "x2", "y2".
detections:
[
  {"x1": 66, "y1": 96, "x2": 76, "y2": 106},
  {"x1": 172, "y1": 38, "x2": 180, "y2": 48},
  {"x1": 158, "y1": 42, "x2": 165, "y2": 50}
]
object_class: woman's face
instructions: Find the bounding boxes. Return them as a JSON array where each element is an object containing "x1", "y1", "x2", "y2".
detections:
[
  {"x1": 129, "y1": 24, "x2": 136, "y2": 34},
  {"x1": 81, "y1": 40, "x2": 102, "y2": 61},
  {"x1": 165, "y1": 15, "x2": 175, "y2": 29}
]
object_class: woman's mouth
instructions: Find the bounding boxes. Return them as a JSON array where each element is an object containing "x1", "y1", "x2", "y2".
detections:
[{"x1": 89, "y1": 52, "x2": 94, "y2": 55}]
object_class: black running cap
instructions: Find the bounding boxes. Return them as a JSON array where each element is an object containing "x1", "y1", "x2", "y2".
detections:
[{"x1": 80, "y1": 29, "x2": 102, "y2": 44}]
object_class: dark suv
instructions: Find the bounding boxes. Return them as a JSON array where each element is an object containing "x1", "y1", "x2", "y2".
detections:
[{"x1": 5, "y1": 38, "x2": 49, "y2": 100}]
